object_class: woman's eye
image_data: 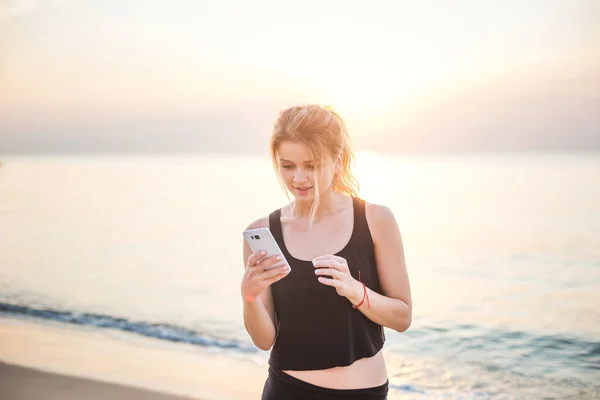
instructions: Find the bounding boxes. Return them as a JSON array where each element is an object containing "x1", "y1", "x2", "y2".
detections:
[{"x1": 281, "y1": 165, "x2": 294, "y2": 169}]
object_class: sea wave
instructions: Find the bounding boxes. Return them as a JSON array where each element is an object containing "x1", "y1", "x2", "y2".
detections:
[{"x1": 0, "y1": 302, "x2": 257, "y2": 353}]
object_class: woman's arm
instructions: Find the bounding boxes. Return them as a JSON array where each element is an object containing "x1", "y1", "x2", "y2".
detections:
[
  {"x1": 352, "y1": 203, "x2": 412, "y2": 332},
  {"x1": 242, "y1": 285, "x2": 277, "y2": 351},
  {"x1": 241, "y1": 218, "x2": 280, "y2": 350},
  {"x1": 314, "y1": 204, "x2": 412, "y2": 332}
]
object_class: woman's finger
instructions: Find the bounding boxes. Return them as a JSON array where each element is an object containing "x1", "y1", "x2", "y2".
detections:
[
  {"x1": 257, "y1": 254, "x2": 284, "y2": 271},
  {"x1": 315, "y1": 268, "x2": 343, "y2": 279},
  {"x1": 329, "y1": 255, "x2": 349, "y2": 264},
  {"x1": 312, "y1": 259, "x2": 338, "y2": 268},
  {"x1": 247, "y1": 250, "x2": 266, "y2": 267},
  {"x1": 313, "y1": 255, "x2": 348, "y2": 265},
  {"x1": 312, "y1": 255, "x2": 335, "y2": 263},
  {"x1": 264, "y1": 270, "x2": 290, "y2": 286},
  {"x1": 313, "y1": 259, "x2": 346, "y2": 272},
  {"x1": 261, "y1": 264, "x2": 290, "y2": 279},
  {"x1": 317, "y1": 277, "x2": 343, "y2": 287}
]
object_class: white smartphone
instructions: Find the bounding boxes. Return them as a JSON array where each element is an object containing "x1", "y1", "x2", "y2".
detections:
[{"x1": 243, "y1": 227, "x2": 290, "y2": 271}]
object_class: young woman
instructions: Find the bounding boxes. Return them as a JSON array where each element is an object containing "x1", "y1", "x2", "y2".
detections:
[{"x1": 241, "y1": 105, "x2": 412, "y2": 400}]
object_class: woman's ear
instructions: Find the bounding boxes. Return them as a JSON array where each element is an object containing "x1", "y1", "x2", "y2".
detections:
[{"x1": 334, "y1": 152, "x2": 343, "y2": 174}]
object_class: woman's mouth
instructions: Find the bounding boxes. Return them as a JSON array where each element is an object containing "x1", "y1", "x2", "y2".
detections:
[{"x1": 293, "y1": 186, "x2": 313, "y2": 195}]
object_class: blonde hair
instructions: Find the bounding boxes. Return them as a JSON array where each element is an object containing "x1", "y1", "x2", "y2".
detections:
[{"x1": 270, "y1": 104, "x2": 360, "y2": 222}]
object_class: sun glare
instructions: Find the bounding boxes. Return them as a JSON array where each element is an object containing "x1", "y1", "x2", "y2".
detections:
[
  {"x1": 312, "y1": 63, "x2": 440, "y2": 119},
  {"x1": 354, "y1": 152, "x2": 403, "y2": 204}
]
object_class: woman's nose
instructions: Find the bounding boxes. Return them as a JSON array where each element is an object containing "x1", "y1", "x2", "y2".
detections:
[{"x1": 293, "y1": 168, "x2": 309, "y2": 182}]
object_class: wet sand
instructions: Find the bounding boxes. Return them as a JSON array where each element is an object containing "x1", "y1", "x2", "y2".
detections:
[
  {"x1": 0, "y1": 317, "x2": 268, "y2": 400},
  {"x1": 0, "y1": 362, "x2": 198, "y2": 400}
]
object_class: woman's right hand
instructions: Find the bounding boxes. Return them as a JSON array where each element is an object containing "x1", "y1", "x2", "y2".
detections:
[{"x1": 241, "y1": 251, "x2": 290, "y2": 302}]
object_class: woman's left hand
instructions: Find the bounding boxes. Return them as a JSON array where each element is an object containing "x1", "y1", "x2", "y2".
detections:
[{"x1": 313, "y1": 255, "x2": 362, "y2": 300}]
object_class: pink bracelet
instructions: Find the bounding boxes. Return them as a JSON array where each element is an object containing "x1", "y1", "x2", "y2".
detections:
[{"x1": 352, "y1": 271, "x2": 370, "y2": 309}]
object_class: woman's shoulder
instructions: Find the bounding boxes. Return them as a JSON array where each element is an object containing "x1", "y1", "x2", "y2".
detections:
[
  {"x1": 363, "y1": 199, "x2": 399, "y2": 232},
  {"x1": 249, "y1": 200, "x2": 291, "y2": 228},
  {"x1": 245, "y1": 216, "x2": 270, "y2": 231},
  {"x1": 244, "y1": 201, "x2": 291, "y2": 231}
]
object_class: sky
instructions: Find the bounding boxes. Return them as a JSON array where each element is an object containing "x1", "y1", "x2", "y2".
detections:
[{"x1": 1, "y1": 0, "x2": 599, "y2": 153}]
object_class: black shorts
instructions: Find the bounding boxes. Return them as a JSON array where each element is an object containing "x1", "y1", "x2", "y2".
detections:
[{"x1": 261, "y1": 368, "x2": 389, "y2": 400}]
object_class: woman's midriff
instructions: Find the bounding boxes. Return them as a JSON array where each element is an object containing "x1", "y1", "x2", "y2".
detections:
[{"x1": 282, "y1": 350, "x2": 387, "y2": 389}]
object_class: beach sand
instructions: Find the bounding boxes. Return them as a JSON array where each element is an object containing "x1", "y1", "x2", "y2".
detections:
[
  {"x1": 0, "y1": 317, "x2": 268, "y2": 400},
  {"x1": 0, "y1": 362, "x2": 197, "y2": 400}
]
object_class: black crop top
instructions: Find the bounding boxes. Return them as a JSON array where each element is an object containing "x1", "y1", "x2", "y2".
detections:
[{"x1": 268, "y1": 196, "x2": 385, "y2": 371}]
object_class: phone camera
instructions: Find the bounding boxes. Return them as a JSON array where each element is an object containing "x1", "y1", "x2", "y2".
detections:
[{"x1": 253, "y1": 235, "x2": 261, "y2": 240}]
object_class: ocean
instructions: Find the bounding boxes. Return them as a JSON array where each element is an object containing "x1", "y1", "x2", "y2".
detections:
[{"x1": 1, "y1": 152, "x2": 599, "y2": 399}]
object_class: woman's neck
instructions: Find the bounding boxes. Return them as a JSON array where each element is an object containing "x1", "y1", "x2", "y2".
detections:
[{"x1": 291, "y1": 190, "x2": 340, "y2": 220}]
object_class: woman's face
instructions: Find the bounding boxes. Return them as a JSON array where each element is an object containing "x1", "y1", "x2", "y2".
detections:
[{"x1": 277, "y1": 141, "x2": 339, "y2": 200}]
